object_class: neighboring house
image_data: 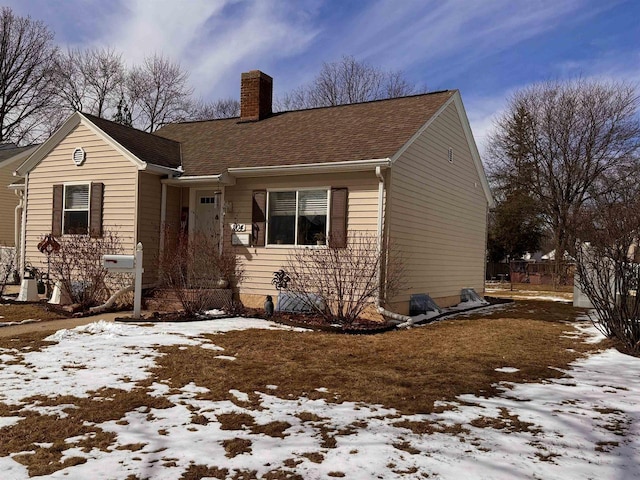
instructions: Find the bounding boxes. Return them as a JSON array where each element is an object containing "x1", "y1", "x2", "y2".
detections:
[
  {"x1": 15, "y1": 70, "x2": 493, "y2": 314},
  {"x1": 0, "y1": 144, "x2": 38, "y2": 268}
]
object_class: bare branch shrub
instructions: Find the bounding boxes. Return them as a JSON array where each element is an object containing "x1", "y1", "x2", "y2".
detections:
[
  {"x1": 48, "y1": 231, "x2": 131, "y2": 310},
  {"x1": 285, "y1": 231, "x2": 404, "y2": 325},
  {"x1": 575, "y1": 170, "x2": 640, "y2": 354},
  {"x1": 0, "y1": 246, "x2": 17, "y2": 297},
  {"x1": 159, "y1": 230, "x2": 244, "y2": 316}
]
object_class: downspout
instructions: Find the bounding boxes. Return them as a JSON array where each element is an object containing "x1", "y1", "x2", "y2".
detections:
[
  {"x1": 19, "y1": 173, "x2": 28, "y2": 277},
  {"x1": 374, "y1": 166, "x2": 413, "y2": 326},
  {"x1": 14, "y1": 189, "x2": 24, "y2": 273},
  {"x1": 159, "y1": 181, "x2": 168, "y2": 255},
  {"x1": 218, "y1": 186, "x2": 225, "y2": 256}
]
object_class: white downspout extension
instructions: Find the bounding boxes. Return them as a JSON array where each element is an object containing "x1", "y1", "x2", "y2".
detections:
[{"x1": 374, "y1": 166, "x2": 413, "y2": 326}]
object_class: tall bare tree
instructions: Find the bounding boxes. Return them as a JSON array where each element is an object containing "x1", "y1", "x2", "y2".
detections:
[
  {"x1": 487, "y1": 79, "x2": 640, "y2": 284},
  {"x1": 0, "y1": 7, "x2": 58, "y2": 144},
  {"x1": 276, "y1": 55, "x2": 419, "y2": 110},
  {"x1": 189, "y1": 97, "x2": 240, "y2": 120},
  {"x1": 126, "y1": 54, "x2": 193, "y2": 132}
]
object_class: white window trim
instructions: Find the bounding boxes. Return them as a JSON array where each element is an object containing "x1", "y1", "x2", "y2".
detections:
[
  {"x1": 265, "y1": 187, "x2": 332, "y2": 248},
  {"x1": 62, "y1": 182, "x2": 91, "y2": 235}
]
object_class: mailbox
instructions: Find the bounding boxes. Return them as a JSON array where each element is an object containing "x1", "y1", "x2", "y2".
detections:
[{"x1": 103, "y1": 254, "x2": 135, "y2": 271}]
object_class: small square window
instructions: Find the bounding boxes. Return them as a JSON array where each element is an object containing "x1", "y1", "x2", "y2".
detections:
[{"x1": 63, "y1": 184, "x2": 89, "y2": 234}]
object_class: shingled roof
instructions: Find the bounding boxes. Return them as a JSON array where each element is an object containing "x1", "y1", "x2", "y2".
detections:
[
  {"x1": 154, "y1": 90, "x2": 455, "y2": 176},
  {"x1": 0, "y1": 144, "x2": 36, "y2": 165},
  {"x1": 83, "y1": 113, "x2": 182, "y2": 169}
]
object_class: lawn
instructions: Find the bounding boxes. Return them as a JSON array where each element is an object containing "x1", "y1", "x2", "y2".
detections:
[{"x1": 0, "y1": 300, "x2": 638, "y2": 479}]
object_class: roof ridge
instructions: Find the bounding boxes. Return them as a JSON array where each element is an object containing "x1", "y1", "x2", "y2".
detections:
[{"x1": 164, "y1": 90, "x2": 454, "y2": 127}]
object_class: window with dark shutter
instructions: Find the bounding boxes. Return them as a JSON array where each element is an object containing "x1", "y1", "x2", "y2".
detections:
[
  {"x1": 252, "y1": 190, "x2": 266, "y2": 246},
  {"x1": 90, "y1": 182, "x2": 104, "y2": 238},
  {"x1": 329, "y1": 188, "x2": 348, "y2": 248}
]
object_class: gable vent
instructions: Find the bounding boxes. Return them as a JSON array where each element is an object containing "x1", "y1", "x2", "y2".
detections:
[{"x1": 72, "y1": 147, "x2": 86, "y2": 166}]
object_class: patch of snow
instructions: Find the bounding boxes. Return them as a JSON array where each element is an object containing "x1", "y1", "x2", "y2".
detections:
[
  {"x1": 229, "y1": 389, "x2": 249, "y2": 402},
  {"x1": 495, "y1": 367, "x2": 520, "y2": 373},
  {"x1": 0, "y1": 416, "x2": 22, "y2": 428},
  {"x1": 0, "y1": 318, "x2": 40, "y2": 328},
  {"x1": 200, "y1": 343, "x2": 224, "y2": 351},
  {"x1": 214, "y1": 355, "x2": 236, "y2": 361}
]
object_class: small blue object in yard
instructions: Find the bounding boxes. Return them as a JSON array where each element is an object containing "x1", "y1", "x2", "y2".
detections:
[
  {"x1": 276, "y1": 292, "x2": 325, "y2": 313},
  {"x1": 409, "y1": 294, "x2": 442, "y2": 316},
  {"x1": 460, "y1": 288, "x2": 486, "y2": 303}
]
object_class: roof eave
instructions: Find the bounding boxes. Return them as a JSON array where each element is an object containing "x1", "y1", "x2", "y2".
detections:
[
  {"x1": 228, "y1": 158, "x2": 392, "y2": 178},
  {"x1": 161, "y1": 172, "x2": 236, "y2": 186},
  {"x1": 143, "y1": 162, "x2": 183, "y2": 175}
]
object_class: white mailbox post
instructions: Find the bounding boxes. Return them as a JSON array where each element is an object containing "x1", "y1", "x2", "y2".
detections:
[{"x1": 102, "y1": 242, "x2": 144, "y2": 319}]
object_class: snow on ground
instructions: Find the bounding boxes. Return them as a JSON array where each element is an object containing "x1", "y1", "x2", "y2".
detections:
[{"x1": 0, "y1": 318, "x2": 638, "y2": 479}]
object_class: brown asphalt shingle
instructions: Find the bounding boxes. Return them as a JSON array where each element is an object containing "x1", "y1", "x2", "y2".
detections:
[
  {"x1": 154, "y1": 91, "x2": 455, "y2": 176},
  {"x1": 83, "y1": 113, "x2": 182, "y2": 169}
]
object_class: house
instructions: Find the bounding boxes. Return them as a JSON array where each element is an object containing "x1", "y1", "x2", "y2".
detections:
[
  {"x1": 1, "y1": 144, "x2": 38, "y2": 274},
  {"x1": 14, "y1": 70, "x2": 493, "y2": 315}
]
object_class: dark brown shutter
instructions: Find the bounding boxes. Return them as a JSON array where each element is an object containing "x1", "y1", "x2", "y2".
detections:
[
  {"x1": 90, "y1": 182, "x2": 104, "y2": 238},
  {"x1": 329, "y1": 188, "x2": 348, "y2": 248},
  {"x1": 252, "y1": 190, "x2": 266, "y2": 246},
  {"x1": 52, "y1": 184, "x2": 63, "y2": 237}
]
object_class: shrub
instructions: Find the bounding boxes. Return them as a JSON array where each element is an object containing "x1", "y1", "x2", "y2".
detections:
[
  {"x1": 159, "y1": 231, "x2": 244, "y2": 316},
  {"x1": 0, "y1": 246, "x2": 16, "y2": 297},
  {"x1": 47, "y1": 231, "x2": 131, "y2": 310},
  {"x1": 285, "y1": 231, "x2": 404, "y2": 324}
]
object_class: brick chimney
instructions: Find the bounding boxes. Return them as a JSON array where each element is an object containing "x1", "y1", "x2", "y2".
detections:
[{"x1": 240, "y1": 70, "x2": 273, "y2": 122}]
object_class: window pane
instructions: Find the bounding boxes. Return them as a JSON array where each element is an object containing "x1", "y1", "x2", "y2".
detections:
[
  {"x1": 298, "y1": 190, "x2": 327, "y2": 245},
  {"x1": 64, "y1": 211, "x2": 88, "y2": 234},
  {"x1": 268, "y1": 192, "x2": 295, "y2": 244},
  {"x1": 65, "y1": 184, "x2": 89, "y2": 209}
]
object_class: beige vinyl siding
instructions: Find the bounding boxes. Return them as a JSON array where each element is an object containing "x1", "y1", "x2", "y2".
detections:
[
  {"x1": 24, "y1": 122, "x2": 138, "y2": 272},
  {"x1": 137, "y1": 172, "x2": 163, "y2": 285},
  {"x1": 224, "y1": 172, "x2": 379, "y2": 302},
  {"x1": 387, "y1": 100, "x2": 488, "y2": 311},
  {"x1": 0, "y1": 163, "x2": 19, "y2": 246}
]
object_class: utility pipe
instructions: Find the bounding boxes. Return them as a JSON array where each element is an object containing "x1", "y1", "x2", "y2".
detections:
[{"x1": 374, "y1": 166, "x2": 413, "y2": 326}]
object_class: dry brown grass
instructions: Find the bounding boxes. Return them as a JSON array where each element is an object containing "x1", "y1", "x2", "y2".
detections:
[
  {"x1": 151, "y1": 300, "x2": 600, "y2": 415},
  {"x1": 222, "y1": 437, "x2": 252, "y2": 457},
  {"x1": 0, "y1": 387, "x2": 174, "y2": 476},
  {"x1": 0, "y1": 303, "x2": 66, "y2": 323}
]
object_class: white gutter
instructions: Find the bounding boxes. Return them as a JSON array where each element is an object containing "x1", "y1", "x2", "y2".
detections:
[
  {"x1": 142, "y1": 162, "x2": 183, "y2": 176},
  {"x1": 229, "y1": 158, "x2": 392, "y2": 177},
  {"x1": 374, "y1": 165, "x2": 413, "y2": 326},
  {"x1": 161, "y1": 172, "x2": 236, "y2": 186}
]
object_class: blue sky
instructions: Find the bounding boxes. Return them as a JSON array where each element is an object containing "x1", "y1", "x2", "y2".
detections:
[{"x1": 5, "y1": 0, "x2": 640, "y2": 150}]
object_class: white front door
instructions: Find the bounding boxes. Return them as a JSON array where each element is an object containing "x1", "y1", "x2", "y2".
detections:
[{"x1": 194, "y1": 190, "x2": 220, "y2": 242}]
